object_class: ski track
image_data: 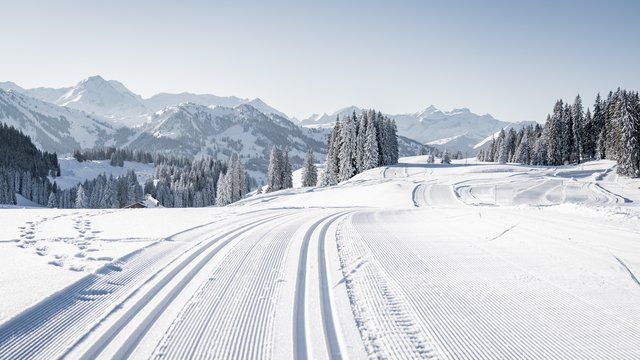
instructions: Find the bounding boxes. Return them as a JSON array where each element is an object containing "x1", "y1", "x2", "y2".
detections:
[
  {"x1": 292, "y1": 213, "x2": 343, "y2": 359},
  {"x1": 0, "y1": 240, "x2": 181, "y2": 359},
  {"x1": 302, "y1": 211, "x2": 350, "y2": 359},
  {"x1": 614, "y1": 256, "x2": 640, "y2": 288},
  {"x1": 347, "y1": 210, "x2": 640, "y2": 359},
  {"x1": 2, "y1": 160, "x2": 640, "y2": 359},
  {"x1": 337, "y1": 213, "x2": 435, "y2": 359},
  {"x1": 152, "y1": 212, "x2": 312, "y2": 359},
  {"x1": 317, "y1": 212, "x2": 351, "y2": 359},
  {"x1": 0, "y1": 211, "x2": 282, "y2": 360},
  {"x1": 82, "y1": 211, "x2": 292, "y2": 359}
]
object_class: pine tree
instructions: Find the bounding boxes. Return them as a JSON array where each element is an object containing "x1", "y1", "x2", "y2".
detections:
[
  {"x1": 605, "y1": 90, "x2": 621, "y2": 160},
  {"x1": 515, "y1": 130, "x2": 530, "y2": 164},
  {"x1": 301, "y1": 150, "x2": 318, "y2": 187},
  {"x1": 215, "y1": 173, "x2": 230, "y2": 206},
  {"x1": 582, "y1": 108, "x2": 594, "y2": 159},
  {"x1": 545, "y1": 101, "x2": 564, "y2": 166},
  {"x1": 617, "y1": 92, "x2": 640, "y2": 177},
  {"x1": 47, "y1": 192, "x2": 57, "y2": 208},
  {"x1": 327, "y1": 117, "x2": 342, "y2": 177},
  {"x1": 571, "y1": 95, "x2": 584, "y2": 162},
  {"x1": 282, "y1": 150, "x2": 293, "y2": 189},
  {"x1": 266, "y1": 147, "x2": 283, "y2": 192},
  {"x1": 319, "y1": 156, "x2": 338, "y2": 187},
  {"x1": 385, "y1": 118, "x2": 399, "y2": 165},
  {"x1": 498, "y1": 132, "x2": 510, "y2": 164},
  {"x1": 362, "y1": 116, "x2": 379, "y2": 171},
  {"x1": 441, "y1": 151, "x2": 451, "y2": 164},
  {"x1": 75, "y1": 185, "x2": 87, "y2": 208},
  {"x1": 338, "y1": 115, "x2": 357, "y2": 182},
  {"x1": 355, "y1": 114, "x2": 367, "y2": 173}
]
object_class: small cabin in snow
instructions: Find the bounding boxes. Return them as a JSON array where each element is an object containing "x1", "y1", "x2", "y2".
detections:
[{"x1": 123, "y1": 202, "x2": 147, "y2": 209}]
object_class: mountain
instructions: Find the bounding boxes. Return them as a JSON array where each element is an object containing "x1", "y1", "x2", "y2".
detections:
[
  {"x1": 56, "y1": 76, "x2": 148, "y2": 124},
  {"x1": 240, "y1": 98, "x2": 289, "y2": 119},
  {"x1": 0, "y1": 81, "x2": 71, "y2": 106},
  {"x1": 0, "y1": 89, "x2": 117, "y2": 154},
  {"x1": 298, "y1": 105, "x2": 362, "y2": 128},
  {"x1": 300, "y1": 105, "x2": 534, "y2": 154},
  {"x1": 3, "y1": 76, "x2": 291, "y2": 126},
  {"x1": 124, "y1": 102, "x2": 325, "y2": 180},
  {"x1": 145, "y1": 92, "x2": 245, "y2": 113},
  {"x1": 0, "y1": 81, "x2": 26, "y2": 93},
  {"x1": 2, "y1": 75, "x2": 527, "y2": 175}
]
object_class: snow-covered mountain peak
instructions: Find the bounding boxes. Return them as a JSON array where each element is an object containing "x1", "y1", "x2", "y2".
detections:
[
  {"x1": 240, "y1": 98, "x2": 289, "y2": 119},
  {"x1": 0, "y1": 81, "x2": 25, "y2": 93},
  {"x1": 449, "y1": 107, "x2": 471, "y2": 114},
  {"x1": 58, "y1": 75, "x2": 148, "y2": 120}
]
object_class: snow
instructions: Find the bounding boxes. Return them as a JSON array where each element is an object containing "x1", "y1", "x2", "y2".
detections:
[{"x1": 1, "y1": 157, "x2": 640, "y2": 358}]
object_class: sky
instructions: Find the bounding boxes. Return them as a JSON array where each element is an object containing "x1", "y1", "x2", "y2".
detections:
[{"x1": 1, "y1": 0, "x2": 639, "y2": 122}]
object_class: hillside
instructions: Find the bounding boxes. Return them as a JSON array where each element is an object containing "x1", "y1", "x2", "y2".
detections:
[{"x1": 0, "y1": 89, "x2": 117, "y2": 153}]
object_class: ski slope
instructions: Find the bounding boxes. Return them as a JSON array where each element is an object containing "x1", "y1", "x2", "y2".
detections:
[{"x1": 1, "y1": 158, "x2": 640, "y2": 359}]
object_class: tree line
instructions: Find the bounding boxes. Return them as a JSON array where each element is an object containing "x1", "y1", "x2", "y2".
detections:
[
  {"x1": 73, "y1": 147, "x2": 191, "y2": 168},
  {"x1": 0, "y1": 123, "x2": 60, "y2": 205},
  {"x1": 320, "y1": 110, "x2": 399, "y2": 186},
  {"x1": 478, "y1": 89, "x2": 640, "y2": 177}
]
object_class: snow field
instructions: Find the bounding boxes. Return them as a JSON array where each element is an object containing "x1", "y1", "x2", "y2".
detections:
[{"x1": 1, "y1": 157, "x2": 640, "y2": 359}]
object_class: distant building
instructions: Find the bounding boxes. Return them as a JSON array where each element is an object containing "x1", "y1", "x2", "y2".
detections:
[
  {"x1": 123, "y1": 202, "x2": 147, "y2": 209},
  {"x1": 122, "y1": 194, "x2": 161, "y2": 209}
]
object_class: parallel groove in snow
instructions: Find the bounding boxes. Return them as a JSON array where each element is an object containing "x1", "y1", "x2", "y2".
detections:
[
  {"x1": 316, "y1": 212, "x2": 349, "y2": 359},
  {"x1": 292, "y1": 212, "x2": 348, "y2": 360},
  {"x1": 85, "y1": 212, "x2": 290, "y2": 359},
  {"x1": 336, "y1": 214, "x2": 435, "y2": 359},
  {"x1": 0, "y1": 240, "x2": 181, "y2": 360},
  {"x1": 292, "y1": 214, "x2": 336, "y2": 360},
  {"x1": 153, "y1": 212, "x2": 311, "y2": 359},
  {"x1": 349, "y1": 210, "x2": 640, "y2": 359},
  {"x1": 0, "y1": 212, "x2": 278, "y2": 360}
]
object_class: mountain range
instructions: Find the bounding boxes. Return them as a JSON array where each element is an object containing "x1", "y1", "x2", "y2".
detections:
[
  {"x1": 299, "y1": 105, "x2": 535, "y2": 154},
  {"x1": 0, "y1": 75, "x2": 530, "y2": 180}
]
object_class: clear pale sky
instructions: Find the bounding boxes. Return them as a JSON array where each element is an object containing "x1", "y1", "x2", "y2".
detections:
[{"x1": 1, "y1": 0, "x2": 638, "y2": 122}]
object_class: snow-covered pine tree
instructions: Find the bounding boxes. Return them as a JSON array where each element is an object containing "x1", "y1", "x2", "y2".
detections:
[
  {"x1": 215, "y1": 172, "x2": 230, "y2": 206},
  {"x1": 617, "y1": 91, "x2": 640, "y2": 177},
  {"x1": 327, "y1": 117, "x2": 342, "y2": 178},
  {"x1": 441, "y1": 151, "x2": 451, "y2": 164},
  {"x1": 301, "y1": 150, "x2": 318, "y2": 187},
  {"x1": 362, "y1": 115, "x2": 379, "y2": 171},
  {"x1": 319, "y1": 156, "x2": 338, "y2": 187},
  {"x1": 75, "y1": 184, "x2": 87, "y2": 208},
  {"x1": 355, "y1": 114, "x2": 367, "y2": 173},
  {"x1": 571, "y1": 95, "x2": 584, "y2": 163},
  {"x1": 386, "y1": 118, "x2": 399, "y2": 165},
  {"x1": 544, "y1": 101, "x2": 564, "y2": 166},
  {"x1": 582, "y1": 108, "x2": 594, "y2": 160},
  {"x1": 605, "y1": 90, "x2": 621, "y2": 160},
  {"x1": 515, "y1": 130, "x2": 530, "y2": 164},
  {"x1": 338, "y1": 114, "x2": 357, "y2": 182},
  {"x1": 266, "y1": 147, "x2": 283, "y2": 192},
  {"x1": 592, "y1": 94, "x2": 607, "y2": 159},
  {"x1": 281, "y1": 149, "x2": 293, "y2": 190},
  {"x1": 47, "y1": 192, "x2": 57, "y2": 208}
]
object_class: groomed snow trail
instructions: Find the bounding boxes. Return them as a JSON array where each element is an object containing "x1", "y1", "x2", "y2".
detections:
[
  {"x1": 2, "y1": 158, "x2": 640, "y2": 359},
  {"x1": 343, "y1": 210, "x2": 640, "y2": 359}
]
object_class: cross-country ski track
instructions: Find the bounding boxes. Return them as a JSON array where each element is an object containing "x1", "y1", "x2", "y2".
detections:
[{"x1": 1, "y1": 157, "x2": 640, "y2": 359}]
